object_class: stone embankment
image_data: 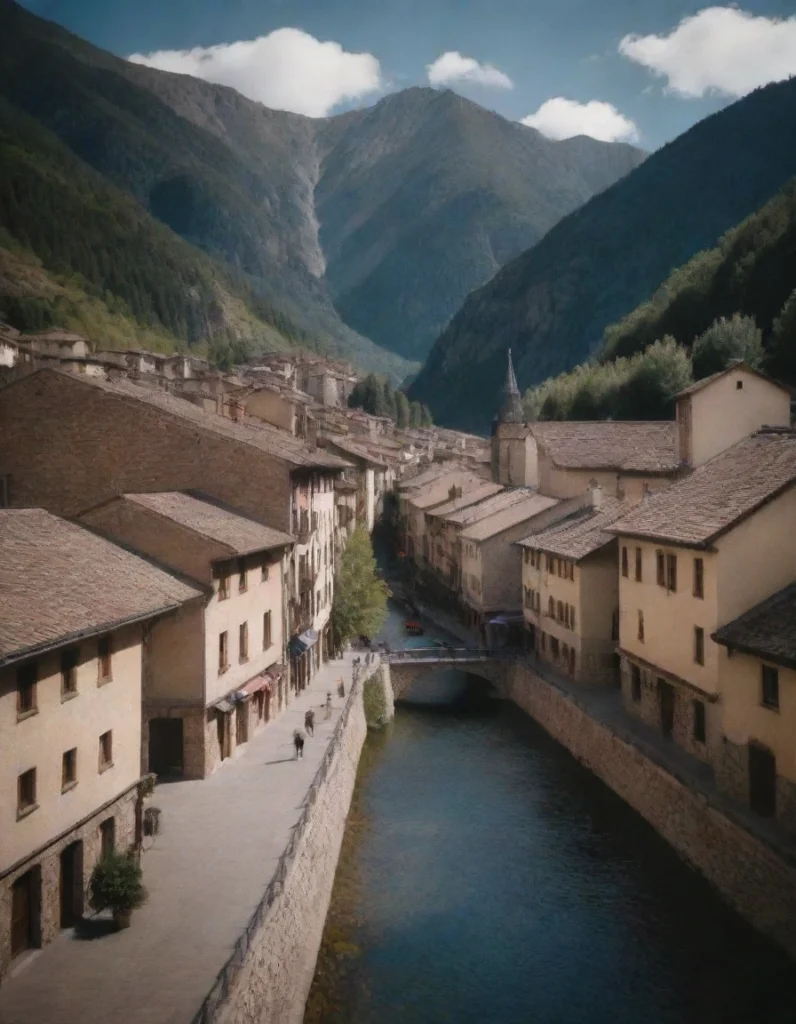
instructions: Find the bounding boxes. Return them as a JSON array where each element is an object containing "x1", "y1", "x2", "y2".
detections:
[
  {"x1": 212, "y1": 659, "x2": 388, "y2": 1024},
  {"x1": 504, "y1": 662, "x2": 796, "y2": 960}
]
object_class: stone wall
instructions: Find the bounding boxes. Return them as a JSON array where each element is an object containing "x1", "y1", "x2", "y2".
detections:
[
  {"x1": 203, "y1": 671, "x2": 369, "y2": 1024},
  {"x1": 362, "y1": 663, "x2": 395, "y2": 728},
  {"x1": 504, "y1": 662, "x2": 796, "y2": 959}
]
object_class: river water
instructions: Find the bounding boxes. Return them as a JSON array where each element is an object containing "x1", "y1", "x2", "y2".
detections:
[{"x1": 305, "y1": 602, "x2": 796, "y2": 1023}]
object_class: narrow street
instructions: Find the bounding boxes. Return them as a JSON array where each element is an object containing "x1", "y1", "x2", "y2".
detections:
[{"x1": 0, "y1": 653, "x2": 359, "y2": 1024}]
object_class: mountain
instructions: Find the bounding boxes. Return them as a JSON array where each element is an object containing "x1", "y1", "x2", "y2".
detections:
[
  {"x1": 0, "y1": 0, "x2": 643, "y2": 374},
  {"x1": 409, "y1": 77, "x2": 796, "y2": 430}
]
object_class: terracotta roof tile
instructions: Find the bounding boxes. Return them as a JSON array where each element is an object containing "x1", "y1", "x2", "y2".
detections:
[
  {"x1": 36, "y1": 369, "x2": 349, "y2": 471},
  {"x1": 444, "y1": 488, "x2": 532, "y2": 527},
  {"x1": 124, "y1": 493, "x2": 294, "y2": 555},
  {"x1": 713, "y1": 584, "x2": 796, "y2": 668},
  {"x1": 518, "y1": 497, "x2": 636, "y2": 560},
  {"x1": 531, "y1": 421, "x2": 678, "y2": 473},
  {"x1": 425, "y1": 483, "x2": 503, "y2": 518},
  {"x1": 610, "y1": 430, "x2": 796, "y2": 546},
  {"x1": 0, "y1": 509, "x2": 202, "y2": 665},
  {"x1": 460, "y1": 493, "x2": 561, "y2": 541}
]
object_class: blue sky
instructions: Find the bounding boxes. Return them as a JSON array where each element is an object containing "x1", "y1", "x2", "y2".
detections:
[{"x1": 19, "y1": 0, "x2": 796, "y2": 149}]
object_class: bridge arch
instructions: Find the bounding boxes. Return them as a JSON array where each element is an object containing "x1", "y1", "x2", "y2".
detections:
[{"x1": 385, "y1": 649, "x2": 510, "y2": 701}]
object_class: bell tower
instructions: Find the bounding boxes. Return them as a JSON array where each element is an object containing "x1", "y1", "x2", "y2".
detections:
[{"x1": 491, "y1": 349, "x2": 527, "y2": 485}]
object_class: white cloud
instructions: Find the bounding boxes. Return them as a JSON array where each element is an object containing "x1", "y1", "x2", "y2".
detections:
[
  {"x1": 128, "y1": 28, "x2": 382, "y2": 117},
  {"x1": 521, "y1": 98, "x2": 639, "y2": 143},
  {"x1": 426, "y1": 51, "x2": 513, "y2": 89},
  {"x1": 619, "y1": 7, "x2": 796, "y2": 99}
]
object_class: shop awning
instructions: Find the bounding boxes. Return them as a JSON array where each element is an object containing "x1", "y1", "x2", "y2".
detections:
[
  {"x1": 214, "y1": 699, "x2": 235, "y2": 714},
  {"x1": 289, "y1": 630, "x2": 319, "y2": 656},
  {"x1": 238, "y1": 673, "x2": 272, "y2": 698},
  {"x1": 299, "y1": 629, "x2": 319, "y2": 648}
]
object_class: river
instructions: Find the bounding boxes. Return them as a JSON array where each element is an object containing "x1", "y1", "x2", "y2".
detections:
[{"x1": 305, "y1": 601, "x2": 796, "y2": 1023}]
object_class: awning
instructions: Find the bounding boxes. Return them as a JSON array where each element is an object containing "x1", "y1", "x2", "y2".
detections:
[
  {"x1": 289, "y1": 629, "x2": 319, "y2": 657},
  {"x1": 214, "y1": 699, "x2": 235, "y2": 714},
  {"x1": 299, "y1": 629, "x2": 319, "y2": 648},
  {"x1": 488, "y1": 613, "x2": 526, "y2": 626},
  {"x1": 238, "y1": 674, "x2": 273, "y2": 698}
]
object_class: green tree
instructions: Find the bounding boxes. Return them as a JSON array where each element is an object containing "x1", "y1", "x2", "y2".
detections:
[
  {"x1": 410, "y1": 400, "x2": 424, "y2": 427},
  {"x1": 615, "y1": 337, "x2": 693, "y2": 419},
  {"x1": 331, "y1": 526, "x2": 390, "y2": 650},
  {"x1": 395, "y1": 389, "x2": 411, "y2": 428},
  {"x1": 770, "y1": 287, "x2": 796, "y2": 383},
  {"x1": 691, "y1": 313, "x2": 764, "y2": 379},
  {"x1": 420, "y1": 403, "x2": 433, "y2": 426}
]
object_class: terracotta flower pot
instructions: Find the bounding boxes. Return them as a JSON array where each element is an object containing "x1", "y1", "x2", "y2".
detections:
[{"x1": 113, "y1": 908, "x2": 133, "y2": 930}]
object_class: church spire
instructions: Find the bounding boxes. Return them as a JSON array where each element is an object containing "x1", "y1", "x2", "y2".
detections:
[{"x1": 498, "y1": 348, "x2": 524, "y2": 424}]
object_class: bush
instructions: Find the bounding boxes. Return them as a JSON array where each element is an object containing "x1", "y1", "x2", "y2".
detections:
[{"x1": 88, "y1": 851, "x2": 147, "y2": 914}]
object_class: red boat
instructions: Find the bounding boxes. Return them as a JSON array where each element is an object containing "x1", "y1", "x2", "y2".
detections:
[{"x1": 404, "y1": 621, "x2": 425, "y2": 636}]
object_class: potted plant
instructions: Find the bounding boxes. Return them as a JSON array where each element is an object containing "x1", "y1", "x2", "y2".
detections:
[{"x1": 89, "y1": 850, "x2": 147, "y2": 930}]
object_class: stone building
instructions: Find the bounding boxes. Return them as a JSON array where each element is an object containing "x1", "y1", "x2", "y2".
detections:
[
  {"x1": 0, "y1": 510, "x2": 200, "y2": 982},
  {"x1": 518, "y1": 487, "x2": 636, "y2": 685},
  {"x1": 78, "y1": 492, "x2": 293, "y2": 779},
  {"x1": 712, "y1": 585, "x2": 796, "y2": 836},
  {"x1": 612, "y1": 429, "x2": 796, "y2": 767},
  {"x1": 459, "y1": 492, "x2": 566, "y2": 645},
  {"x1": 0, "y1": 369, "x2": 348, "y2": 685}
]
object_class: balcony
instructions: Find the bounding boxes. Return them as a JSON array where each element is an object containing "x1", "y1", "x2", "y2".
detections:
[{"x1": 292, "y1": 510, "x2": 311, "y2": 544}]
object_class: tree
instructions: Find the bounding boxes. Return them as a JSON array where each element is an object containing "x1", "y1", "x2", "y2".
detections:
[
  {"x1": 331, "y1": 526, "x2": 390, "y2": 650},
  {"x1": 770, "y1": 287, "x2": 796, "y2": 384},
  {"x1": 420, "y1": 403, "x2": 433, "y2": 426},
  {"x1": 410, "y1": 400, "x2": 424, "y2": 427},
  {"x1": 691, "y1": 313, "x2": 764, "y2": 379},
  {"x1": 615, "y1": 337, "x2": 693, "y2": 419},
  {"x1": 395, "y1": 390, "x2": 411, "y2": 428}
]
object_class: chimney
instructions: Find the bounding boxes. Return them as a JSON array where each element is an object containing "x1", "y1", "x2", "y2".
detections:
[{"x1": 588, "y1": 479, "x2": 603, "y2": 511}]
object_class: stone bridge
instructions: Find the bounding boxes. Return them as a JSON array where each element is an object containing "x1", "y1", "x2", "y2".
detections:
[{"x1": 385, "y1": 647, "x2": 515, "y2": 698}]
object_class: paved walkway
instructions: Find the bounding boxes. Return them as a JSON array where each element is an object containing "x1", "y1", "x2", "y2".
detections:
[{"x1": 0, "y1": 653, "x2": 359, "y2": 1024}]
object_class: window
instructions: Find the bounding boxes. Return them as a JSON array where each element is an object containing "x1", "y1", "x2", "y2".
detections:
[
  {"x1": 98, "y1": 636, "x2": 112, "y2": 683},
  {"x1": 99, "y1": 731, "x2": 113, "y2": 771},
  {"x1": 238, "y1": 559, "x2": 247, "y2": 593},
  {"x1": 219, "y1": 631, "x2": 229, "y2": 673},
  {"x1": 666, "y1": 554, "x2": 677, "y2": 593},
  {"x1": 100, "y1": 817, "x2": 115, "y2": 859},
  {"x1": 693, "y1": 558, "x2": 704, "y2": 599},
  {"x1": 239, "y1": 622, "x2": 249, "y2": 662},
  {"x1": 557, "y1": 600, "x2": 564, "y2": 623},
  {"x1": 219, "y1": 573, "x2": 230, "y2": 600},
  {"x1": 263, "y1": 611, "x2": 272, "y2": 649},
  {"x1": 637, "y1": 610, "x2": 645, "y2": 642},
  {"x1": 656, "y1": 551, "x2": 665, "y2": 587},
  {"x1": 17, "y1": 769, "x2": 36, "y2": 815},
  {"x1": 635, "y1": 548, "x2": 642, "y2": 582},
  {"x1": 569, "y1": 606, "x2": 576, "y2": 631},
  {"x1": 62, "y1": 748, "x2": 77, "y2": 790},
  {"x1": 621, "y1": 546, "x2": 629, "y2": 578},
  {"x1": 548, "y1": 597, "x2": 555, "y2": 617},
  {"x1": 761, "y1": 665, "x2": 780, "y2": 710},
  {"x1": 694, "y1": 626, "x2": 704, "y2": 666},
  {"x1": 16, "y1": 662, "x2": 37, "y2": 716},
  {"x1": 550, "y1": 637, "x2": 560, "y2": 659},
  {"x1": 631, "y1": 665, "x2": 642, "y2": 702},
  {"x1": 261, "y1": 562, "x2": 270, "y2": 583},
  {"x1": 736, "y1": 379, "x2": 743, "y2": 390},
  {"x1": 61, "y1": 648, "x2": 79, "y2": 697},
  {"x1": 693, "y1": 701, "x2": 706, "y2": 743},
  {"x1": 540, "y1": 631, "x2": 547, "y2": 652}
]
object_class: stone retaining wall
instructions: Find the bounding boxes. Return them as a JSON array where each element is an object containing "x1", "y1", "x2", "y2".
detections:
[
  {"x1": 504, "y1": 662, "x2": 796, "y2": 959},
  {"x1": 206, "y1": 671, "x2": 369, "y2": 1024}
]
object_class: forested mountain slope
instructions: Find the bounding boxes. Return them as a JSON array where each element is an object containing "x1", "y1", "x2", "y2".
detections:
[
  {"x1": 0, "y1": 0, "x2": 643, "y2": 374},
  {"x1": 410, "y1": 77, "x2": 796, "y2": 430}
]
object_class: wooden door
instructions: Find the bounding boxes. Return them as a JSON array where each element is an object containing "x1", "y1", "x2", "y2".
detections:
[
  {"x1": 149, "y1": 718, "x2": 184, "y2": 776},
  {"x1": 749, "y1": 743, "x2": 777, "y2": 817},
  {"x1": 236, "y1": 703, "x2": 248, "y2": 746},
  {"x1": 59, "y1": 841, "x2": 84, "y2": 928},
  {"x1": 658, "y1": 679, "x2": 675, "y2": 738},
  {"x1": 11, "y1": 871, "x2": 34, "y2": 957}
]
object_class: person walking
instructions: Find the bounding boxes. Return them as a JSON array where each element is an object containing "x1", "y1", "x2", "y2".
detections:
[
  {"x1": 337, "y1": 679, "x2": 345, "y2": 699},
  {"x1": 293, "y1": 729, "x2": 305, "y2": 759},
  {"x1": 304, "y1": 709, "x2": 315, "y2": 736},
  {"x1": 325, "y1": 692, "x2": 333, "y2": 719}
]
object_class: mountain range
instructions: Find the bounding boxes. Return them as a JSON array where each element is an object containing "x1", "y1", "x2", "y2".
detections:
[
  {"x1": 410, "y1": 76, "x2": 796, "y2": 430},
  {"x1": 0, "y1": 0, "x2": 643, "y2": 377}
]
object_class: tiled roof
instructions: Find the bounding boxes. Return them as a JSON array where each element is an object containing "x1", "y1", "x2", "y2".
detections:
[
  {"x1": 0, "y1": 509, "x2": 202, "y2": 665},
  {"x1": 675, "y1": 362, "x2": 792, "y2": 399},
  {"x1": 425, "y1": 483, "x2": 503, "y2": 518},
  {"x1": 713, "y1": 584, "x2": 796, "y2": 668},
  {"x1": 322, "y1": 437, "x2": 389, "y2": 468},
  {"x1": 124, "y1": 493, "x2": 294, "y2": 555},
  {"x1": 398, "y1": 463, "x2": 468, "y2": 491},
  {"x1": 531, "y1": 421, "x2": 678, "y2": 473},
  {"x1": 518, "y1": 497, "x2": 636, "y2": 560},
  {"x1": 35, "y1": 369, "x2": 349, "y2": 471},
  {"x1": 409, "y1": 479, "x2": 483, "y2": 511},
  {"x1": 445, "y1": 488, "x2": 533, "y2": 527},
  {"x1": 610, "y1": 430, "x2": 796, "y2": 546},
  {"x1": 461, "y1": 493, "x2": 560, "y2": 541}
]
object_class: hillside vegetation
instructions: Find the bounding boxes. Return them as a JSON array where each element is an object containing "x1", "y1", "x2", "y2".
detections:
[
  {"x1": 410, "y1": 77, "x2": 796, "y2": 430},
  {"x1": 525, "y1": 179, "x2": 796, "y2": 421}
]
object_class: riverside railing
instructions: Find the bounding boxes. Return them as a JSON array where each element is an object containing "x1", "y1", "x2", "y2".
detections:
[{"x1": 191, "y1": 663, "x2": 367, "y2": 1024}]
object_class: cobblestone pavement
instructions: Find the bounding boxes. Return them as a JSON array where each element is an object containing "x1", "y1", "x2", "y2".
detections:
[{"x1": 0, "y1": 653, "x2": 358, "y2": 1024}]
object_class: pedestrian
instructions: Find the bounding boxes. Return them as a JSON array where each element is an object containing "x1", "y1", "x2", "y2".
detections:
[
  {"x1": 337, "y1": 679, "x2": 345, "y2": 698},
  {"x1": 293, "y1": 729, "x2": 305, "y2": 759},
  {"x1": 325, "y1": 692, "x2": 333, "y2": 719},
  {"x1": 304, "y1": 709, "x2": 315, "y2": 736}
]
